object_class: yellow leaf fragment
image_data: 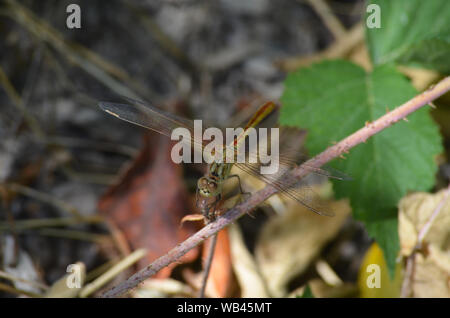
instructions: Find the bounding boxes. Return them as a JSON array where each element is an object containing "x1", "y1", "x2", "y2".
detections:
[{"x1": 358, "y1": 243, "x2": 402, "y2": 298}]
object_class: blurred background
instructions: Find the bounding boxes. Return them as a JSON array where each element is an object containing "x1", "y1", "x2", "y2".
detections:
[{"x1": 2, "y1": 0, "x2": 447, "y2": 298}]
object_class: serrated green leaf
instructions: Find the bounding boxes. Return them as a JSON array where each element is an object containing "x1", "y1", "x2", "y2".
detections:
[
  {"x1": 397, "y1": 35, "x2": 450, "y2": 73},
  {"x1": 366, "y1": 0, "x2": 450, "y2": 72},
  {"x1": 280, "y1": 60, "x2": 443, "y2": 277},
  {"x1": 364, "y1": 213, "x2": 399, "y2": 276}
]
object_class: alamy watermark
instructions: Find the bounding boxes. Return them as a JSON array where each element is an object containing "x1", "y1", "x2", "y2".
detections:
[
  {"x1": 66, "y1": 263, "x2": 82, "y2": 289},
  {"x1": 366, "y1": 264, "x2": 381, "y2": 288},
  {"x1": 366, "y1": 4, "x2": 381, "y2": 29},
  {"x1": 66, "y1": 4, "x2": 81, "y2": 29}
]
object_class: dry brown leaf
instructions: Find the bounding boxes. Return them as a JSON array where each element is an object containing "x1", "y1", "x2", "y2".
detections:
[
  {"x1": 412, "y1": 248, "x2": 450, "y2": 297},
  {"x1": 132, "y1": 278, "x2": 195, "y2": 298},
  {"x1": 398, "y1": 190, "x2": 450, "y2": 297},
  {"x1": 98, "y1": 134, "x2": 199, "y2": 277},
  {"x1": 398, "y1": 191, "x2": 450, "y2": 256},
  {"x1": 295, "y1": 279, "x2": 357, "y2": 298},
  {"x1": 255, "y1": 196, "x2": 351, "y2": 297},
  {"x1": 228, "y1": 223, "x2": 269, "y2": 298},
  {"x1": 396, "y1": 66, "x2": 440, "y2": 91}
]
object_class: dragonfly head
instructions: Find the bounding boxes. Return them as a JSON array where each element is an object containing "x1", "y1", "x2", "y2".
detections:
[{"x1": 197, "y1": 177, "x2": 221, "y2": 197}]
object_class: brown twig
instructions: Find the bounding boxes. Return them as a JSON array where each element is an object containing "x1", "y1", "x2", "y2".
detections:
[
  {"x1": 79, "y1": 249, "x2": 147, "y2": 298},
  {"x1": 0, "y1": 215, "x2": 103, "y2": 232},
  {"x1": 122, "y1": 1, "x2": 198, "y2": 74},
  {"x1": 304, "y1": 0, "x2": 347, "y2": 41},
  {"x1": 198, "y1": 233, "x2": 217, "y2": 298},
  {"x1": 277, "y1": 22, "x2": 364, "y2": 71},
  {"x1": 0, "y1": 270, "x2": 48, "y2": 291},
  {"x1": 0, "y1": 65, "x2": 45, "y2": 140},
  {"x1": 102, "y1": 76, "x2": 450, "y2": 298},
  {"x1": 0, "y1": 282, "x2": 42, "y2": 298},
  {"x1": 5, "y1": 183, "x2": 82, "y2": 218},
  {"x1": 4, "y1": 0, "x2": 157, "y2": 103}
]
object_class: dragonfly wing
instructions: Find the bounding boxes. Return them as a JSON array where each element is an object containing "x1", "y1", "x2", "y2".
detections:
[
  {"x1": 99, "y1": 99, "x2": 207, "y2": 157},
  {"x1": 99, "y1": 101, "x2": 174, "y2": 137},
  {"x1": 234, "y1": 162, "x2": 335, "y2": 217},
  {"x1": 120, "y1": 96, "x2": 196, "y2": 130},
  {"x1": 275, "y1": 149, "x2": 351, "y2": 181},
  {"x1": 243, "y1": 143, "x2": 351, "y2": 181}
]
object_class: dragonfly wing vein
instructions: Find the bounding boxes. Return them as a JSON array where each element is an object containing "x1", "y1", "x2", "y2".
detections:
[{"x1": 234, "y1": 162, "x2": 335, "y2": 217}]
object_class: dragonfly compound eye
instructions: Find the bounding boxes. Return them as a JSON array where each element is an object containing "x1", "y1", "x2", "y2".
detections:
[
  {"x1": 198, "y1": 177, "x2": 208, "y2": 188},
  {"x1": 208, "y1": 182, "x2": 218, "y2": 192}
]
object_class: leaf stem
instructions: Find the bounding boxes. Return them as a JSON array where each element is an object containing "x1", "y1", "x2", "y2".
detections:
[{"x1": 102, "y1": 76, "x2": 450, "y2": 298}]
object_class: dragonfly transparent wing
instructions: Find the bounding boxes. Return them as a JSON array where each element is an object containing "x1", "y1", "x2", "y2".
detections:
[
  {"x1": 235, "y1": 135, "x2": 349, "y2": 217},
  {"x1": 99, "y1": 97, "x2": 193, "y2": 137},
  {"x1": 235, "y1": 161, "x2": 336, "y2": 217},
  {"x1": 244, "y1": 149, "x2": 351, "y2": 181},
  {"x1": 99, "y1": 97, "x2": 208, "y2": 157}
]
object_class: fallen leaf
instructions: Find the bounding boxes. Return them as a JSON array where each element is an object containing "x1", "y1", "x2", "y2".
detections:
[
  {"x1": 255, "y1": 196, "x2": 351, "y2": 297},
  {"x1": 398, "y1": 190, "x2": 450, "y2": 297},
  {"x1": 228, "y1": 223, "x2": 269, "y2": 297},
  {"x1": 306, "y1": 279, "x2": 357, "y2": 298},
  {"x1": 132, "y1": 277, "x2": 195, "y2": 298},
  {"x1": 399, "y1": 190, "x2": 450, "y2": 256},
  {"x1": 98, "y1": 134, "x2": 199, "y2": 277},
  {"x1": 413, "y1": 247, "x2": 450, "y2": 297}
]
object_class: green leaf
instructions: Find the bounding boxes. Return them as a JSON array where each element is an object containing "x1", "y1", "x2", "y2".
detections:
[
  {"x1": 366, "y1": 0, "x2": 450, "y2": 72},
  {"x1": 298, "y1": 285, "x2": 314, "y2": 298},
  {"x1": 364, "y1": 213, "x2": 399, "y2": 276},
  {"x1": 397, "y1": 34, "x2": 450, "y2": 73},
  {"x1": 280, "y1": 60, "x2": 442, "y2": 277}
]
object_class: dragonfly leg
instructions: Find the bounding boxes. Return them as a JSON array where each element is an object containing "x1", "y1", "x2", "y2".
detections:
[
  {"x1": 207, "y1": 194, "x2": 221, "y2": 221},
  {"x1": 228, "y1": 174, "x2": 251, "y2": 198},
  {"x1": 226, "y1": 177, "x2": 256, "y2": 218},
  {"x1": 195, "y1": 188, "x2": 199, "y2": 207}
]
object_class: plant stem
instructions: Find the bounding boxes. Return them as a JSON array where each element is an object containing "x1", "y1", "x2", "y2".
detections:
[
  {"x1": 199, "y1": 233, "x2": 218, "y2": 298},
  {"x1": 102, "y1": 76, "x2": 450, "y2": 298}
]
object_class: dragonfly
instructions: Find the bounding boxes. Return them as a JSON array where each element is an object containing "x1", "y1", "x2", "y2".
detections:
[{"x1": 99, "y1": 97, "x2": 349, "y2": 219}]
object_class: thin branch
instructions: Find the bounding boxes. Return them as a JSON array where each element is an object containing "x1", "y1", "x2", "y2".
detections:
[
  {"x1": 34, "y1": 228, "x2": 110, "y2": 243},
  {"x1": 277, "y1": 22, "x2": 364, "y2": 71},
  {"x1": 5, "y1": 183, "x2": 83, "y2": 218},
  {"x1": 0, "y1": 64, "x2": 45, "y2": 140},
  {"x1": 304, "y1": 0, "x2": 347, "y2": 41},
  {"x1": 199, "y1": 233, "x2": 218, "y2": 298},
  {"x1": 295, "y1": 77, "x2": 450, "y2": 176},
  {"x1": 102, "y1": 76, "x2": 450, "y2": 298},
  {"x1": 0, "y1": 270, "x2": 48, "y2": 291},
  {"x1": 80, "y1": 249, "x2": 147, "y2": 298},
  {"x1": 0, "y1": 215, "x2": 103, "y2": 231},
  {"x1": 4, "y1": 0, "x2": 158, "y2": 103},
  {"x1": 0, "y1": 282, "x2": 42, "y2": 298}
]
